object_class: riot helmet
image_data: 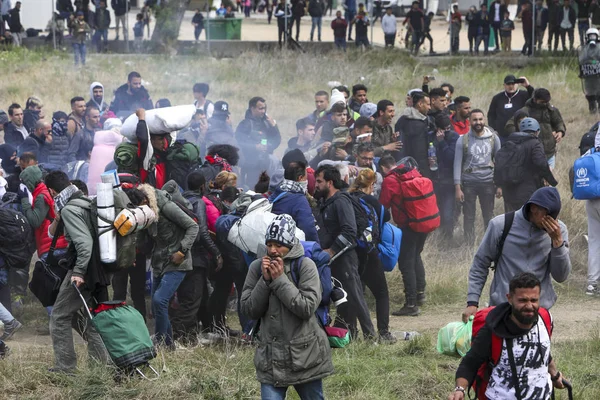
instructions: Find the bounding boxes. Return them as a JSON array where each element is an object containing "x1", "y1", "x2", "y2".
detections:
[{"x1": 587, "y1": 28, "x2": 600, "y2": 45}]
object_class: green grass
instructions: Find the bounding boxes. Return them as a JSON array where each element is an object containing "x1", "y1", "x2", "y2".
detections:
[{"x1": 1, "y1": 48, "x2": 599, "y2": 398}]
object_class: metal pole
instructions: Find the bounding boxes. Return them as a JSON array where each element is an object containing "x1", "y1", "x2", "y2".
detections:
[
  {"x1": 370, "y1": 4, "x2": 373, "y2": 45},
  {"x1": 207, "y1": 2, "x2": 211, "y2": 56},
  {"x1": 449, "y1": 5, "x2": 452, "y2": 55},
  {"x1": 285, "y1": 0, "x2": 288, "y2": 48},
  {"x1": 125, "y1": 0, "x2": 130, "y2": 53},
  {"x1": 531, "y1": 3, "x2": 535, "y2": 57},
  {"x1": 52, "y1": 0, "x2": 57, "y2": 50}
]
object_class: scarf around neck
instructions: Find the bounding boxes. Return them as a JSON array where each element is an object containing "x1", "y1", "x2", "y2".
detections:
[{"x1": 54, "y1": 184, "x2": 80, "y2": 212}]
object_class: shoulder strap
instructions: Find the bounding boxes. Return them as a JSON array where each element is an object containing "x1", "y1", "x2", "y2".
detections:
[
  {"x1": 506, "y1": 339, "x2": 523, "y2": 400},
  {"x1": 46, "y1": 219, "x2": 64, "y2": 266},
  {"x1": 492, "y1": 211, "x2": 515, "y2": 271},
  {"x1": 538, "y1": 308, "x2": 553, "y2": 337},
  {"x1": 271, "y1": 192, "x2": 287, "y2": 204},
  {"x1": 463, "y1": 133, "x2": 469, "y2": 159},
  {"x1": 290, "y1": 255, "x2": 305, "y2": 286},
  {"x1": 379, "y1": 205, "x2": 385, "y2": 233}
]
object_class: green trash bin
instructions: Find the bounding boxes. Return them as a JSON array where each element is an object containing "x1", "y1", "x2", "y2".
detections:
[{"x1": 206, "y1": 18, "x2": 242, "y2": 40}]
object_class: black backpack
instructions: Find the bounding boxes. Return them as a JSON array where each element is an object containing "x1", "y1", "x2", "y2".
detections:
[
  {"x1": 0, "y1": 207, "x2": 36, "y2": 268},
  {"x1": 493, "y1": 137, "x2": 534, "y2": 186},
  {"x1": 341, "y1": 192, "x2": 376, "y2": 250}
]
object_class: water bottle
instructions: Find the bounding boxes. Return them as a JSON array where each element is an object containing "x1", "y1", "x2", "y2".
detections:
[{"x1": 428, "y1": 142, "x2": 438, "y2": 171}]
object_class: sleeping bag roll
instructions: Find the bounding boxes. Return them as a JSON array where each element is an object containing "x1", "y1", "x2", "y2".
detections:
[
  {"x1": 97, "y1": 182, "x2": 117, "y2": 263},
  {"x1": 114, "y1": 205, "x2": 157, "y2": 236},
  {"x1": 120, "y1": 105, "x2": 196, "y2": 141}
]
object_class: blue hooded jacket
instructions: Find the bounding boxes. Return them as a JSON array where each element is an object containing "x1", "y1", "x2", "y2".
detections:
[{"x1": 269, "y1": 181, "x2": 319, "y2": 243}]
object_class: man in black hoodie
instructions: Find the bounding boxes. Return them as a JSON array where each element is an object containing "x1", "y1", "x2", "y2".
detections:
[
  {"x1": 314, "y1": 164, "x2": 376, "y2": 340},
  {"x1": 110, "y1": 71, "x2": 153, "y2": 118},
  {"x1": 450, "y1": 273, "x2": 568, "y2": 400},
  {"x1": 235, "y1": 96, "x2": 281, "y2": 187}
]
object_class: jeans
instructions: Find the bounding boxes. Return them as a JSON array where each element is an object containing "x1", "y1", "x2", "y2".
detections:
[
  {"x1": 397, "y1": 227, "x2": 428, "y2": 305},
  {"x1": 73, "y1": 42, "x2": 86, "y2": 65},
  {"x1": 310, "y1": 17, "x2": 322, "y2": 40},
  {"x1": 112, "y1": 252, "x2": 148, "y2": 320},
  {"x1": 334, "y1": 37, "x2": 347, "y2": 51},
  {"x1": 412, "y1": 30, "x2": 422, "y2": 53},
  {"x1": 261, "y1": 379, "x2": 324, "y2": 400},
  {"x1": 171, "y1": 267, "x2": 209, "y2": 340},
  {"x1": 152, "y1": 271, "x2": 186, "y2": 346},
  {"x1": 475, "y1": 34, "x2": 489, "y2": 54},
  {"x1": 579, "y1": 21, "x2": 590, "y2": 48},
  {"x1": 194, "y1": 26, "x2": 203, "y2": 40},
  {"x1": 115, "y1": 14, "x2": 128, "y2": 40},
  {"x1": 357, "y1": 248, "x2": 390, "y2": 335},
  {"x1": 0, "y1": 281, "x2": 12, "y2": 320},
  {"x1": 559, "y1": 27, "x2": 574, "y2": 50},
  {"x1": 547, "y1": 154, "x2": 555, "y2": 169},
  {"x1": 93, "y1": 29, "x2": 108, "y2": 52},
  {"x1": 50, "y1": 271, "x2": 109, "y2": 371},
  {"x1": 331, "y1": 251, "x2": 375, "y2": 340},
  {"x1": 435, "y1": 182, "x2": 456, "y2": 240},
  {"x1": 462, "y1": 181, "x2": 496, "y2": 245},
  {"x1": 384, "y1": 32, "x2": 396, "y2": 47},
  {"x1": 586, "y1": 199, "x2": 600, "y2": 285},
  {"x1": 345, "y1": 10, "x2": 356, "y2": 39},
  {"x1": 0, "y1": 295, "x2": 13, "y2": 323}
]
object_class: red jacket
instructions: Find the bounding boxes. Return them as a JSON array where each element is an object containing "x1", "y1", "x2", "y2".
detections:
[
  {"x1": 32, "y1": 183, "x2": 69, "y2": 256},
  {"x1": 451, "y1": 114, "x2": 470, "y2": 136}
]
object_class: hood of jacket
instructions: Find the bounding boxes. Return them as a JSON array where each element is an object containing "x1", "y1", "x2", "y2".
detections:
[
  {"x1": 19, "y1": 165, "x2": 43, "y2": 192},
  {"x1": 507, "y1": 131, "x2": 537, "y2": 143},
  {"x1": 0, "y1": 143, "x2": 17, "y2": 174},
  {"x1": 89, "y1": 81, "x2": 106, "y2": 111},
  {"x1": 524, "y1": 98, "x2": 549, "y2": 111},
  {"x1": 93, "y1": 129, "x2": 123, "y2": 147},
  {"x1": 282, "y1": 239, "x2": 305, "y2": 260},
  {"x1": 486, "y1": 302, "x2": 533, "y2": 339},
  {"x1": 138, "y1": 183, "x2": 160, "y2": 218},
  {"x1": 403, "y1": 107, "x2": 428, "y2": 121},
  {"x1": 161, "y1": 179, "x2": 191, "y2": 207},
  {"x1": 523, "y1": 186, "x2": 561, "y2": 220}
]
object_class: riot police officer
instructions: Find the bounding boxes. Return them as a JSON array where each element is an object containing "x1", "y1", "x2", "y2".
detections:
[{"x1": 579, "y1": 28, "x2": 600, "y2": 113}]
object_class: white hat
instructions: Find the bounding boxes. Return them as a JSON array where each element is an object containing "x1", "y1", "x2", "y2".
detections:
[
  {"x1": 328, "y1": 89, "x2": 346, "y2": 111},
  {"x1": 407, "y1": 88, "x2": 422, "y2": 96}
]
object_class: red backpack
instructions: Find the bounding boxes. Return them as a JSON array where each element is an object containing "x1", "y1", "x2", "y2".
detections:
[
  {"x1": 470, "y1": 306, "x2": 553, "y2": 400},
  {"x1": 393, "y1": 168, "x2": 440, "y2": 233}
]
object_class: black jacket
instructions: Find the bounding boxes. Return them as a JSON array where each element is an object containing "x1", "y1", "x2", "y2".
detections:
[
  {"x1": 110, "y1": 83, "x2": 153, "y2": 118},
  {"x1": 8, "y1": 8, "x2": 22, "y2": 32},
  {"x1": 19, "y1": 134, "x2": 48, "y2": 163},
  {"x1": 487, "y1": 86, "x2": 534, "y2": 138},
  {"x1": 92, "y1": 7, "x2": 111, "y2": 30},
  {"x1": 500, "y1": 132, "x2": 558, "y2": 208},
  {"x1": 316, "y1": 191, "x2": 356, "y2": 253},
  {"x1": 556, "y1": 6, "x2": 576, "y2": 26},
  {"x1": 111, "y1": 0, "x2": 129, "y2": 16},
  {"x1": 235, "y1": 109, "x2": 281, "y2": 156},
  {"x1": 308, "y1": 0, "x2": 323, "y2": 17},
  {"x1": 3, "y1": 122, "x2": 27, "y2": 147},
  {"x1": 474, "y1": 10, "x2": 491, "y2": 35},
  {"x1": 57, "y1": 0, "x2": 75, "y2": 13},
  {"x1": 182, "y1": 190, "x2": 220, "y2": 268},
  {"x1": 395, "y1": 108, "x2": 436, "y2": 179},
  {"x1": 489, "y1": 1, "x2": 508, "y2": 24},
  {"x1": 67, "y1": 126, "x2": 95, "y2": 162}
]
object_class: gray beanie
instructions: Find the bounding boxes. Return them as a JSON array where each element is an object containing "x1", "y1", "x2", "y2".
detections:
[{"x1": 265, "y1": 214, "x2": 297, "y2": 248}]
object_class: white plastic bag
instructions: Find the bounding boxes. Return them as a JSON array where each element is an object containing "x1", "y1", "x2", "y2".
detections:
[
  {"x1": 227, "y1": 198, "x2": 305, "y2": 254},
  {"x1": 120, "y1": 104, "x2": 196, "y2": 141}
]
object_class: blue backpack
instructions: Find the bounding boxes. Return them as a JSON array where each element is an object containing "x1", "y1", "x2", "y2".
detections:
[
  {"x1": 377, "y1": 205, "x2": 402, "y2": 272},
  {"x1": 573, "y1": 148, "x2": 600, "y2": 200},
  {"x1": 290, "y1": 241, "x2": 333, "y2": 327}
]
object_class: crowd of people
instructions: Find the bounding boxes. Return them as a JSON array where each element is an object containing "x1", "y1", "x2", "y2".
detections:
[{"x1": 0, "y1": 67, "x2": 583, "y2": 399}]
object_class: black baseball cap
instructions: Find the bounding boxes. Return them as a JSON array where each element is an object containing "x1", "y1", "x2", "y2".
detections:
[
  {"x1": 213, "y1": 101, "x2": 230, "y2": 117},
  {"x1": 504, "y1": 75, "x2": 517, "y2": 84}
]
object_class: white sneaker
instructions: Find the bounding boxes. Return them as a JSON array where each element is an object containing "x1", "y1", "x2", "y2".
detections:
[{"x1": 586, "y1": 284, "x2": 599, "y2": 296}]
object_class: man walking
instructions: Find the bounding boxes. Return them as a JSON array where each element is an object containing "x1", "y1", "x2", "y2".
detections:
[
  {"x1": 450, "y1": 273, "x2": 570, "y2": 400},
  {"x1": 454, "y1": 109, "x2": 501, "y2": 246},
  {"x1": 314, "y1": 165, "x2": 376, "y2": 340},
  {"x1": 241, "y1": 214, "x2": 334, "y2": 399},
  {"x1": 461, "y1": 187, "x2": 570, "y2": 321},
  {"x1": 44, "y1": 171, "x2": 109, "y2": 373}
]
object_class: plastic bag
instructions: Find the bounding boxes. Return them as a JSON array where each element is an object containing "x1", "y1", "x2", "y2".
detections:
[{"x1": 436, "y1": 317, "x2": 473, "y2": 357}]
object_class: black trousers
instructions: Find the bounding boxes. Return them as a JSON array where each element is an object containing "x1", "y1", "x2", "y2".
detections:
[
  {"x1": 462, "y1": 181, "x2": 496, "y2": 246},
  {"x1": 332, "y1": 250, "x2": 376, "y2": 340},
  {"x1": 397, "y1": 228, "x2": 428, "y2": 305},
  {"x1": 207, "y1": 260, "x2": 248, "y2": 332},
  {"x1": 171, "y1": 267, "x2": 209, "y2": 341},
  {"x1": 357, "y1": 248, "x2": 390, "y2": 335},
  {"x1": 112, "y1": 252, "x2": 147, "y2": 320}
]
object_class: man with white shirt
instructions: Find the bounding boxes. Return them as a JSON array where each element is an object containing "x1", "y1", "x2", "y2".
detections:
[
  {"x1": 193, "y1": 83, "x2": 214, "y2": 119},
  {"x1": 3, "y1": 103, "x2": 28, "y2": 147},
  {"x1": 381, "y1": 7, "x2": 397, "y2": 47}
]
